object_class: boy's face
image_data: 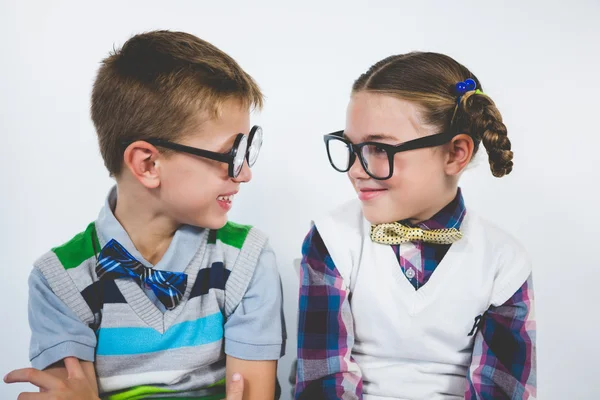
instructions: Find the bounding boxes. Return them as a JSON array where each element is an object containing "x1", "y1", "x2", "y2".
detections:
[
  {"x1": 156, "y1": 99, "x2": 252, "y2": 229},
  {"x1": 345, "y1": 92, "x2": 453, "y2": 224}
]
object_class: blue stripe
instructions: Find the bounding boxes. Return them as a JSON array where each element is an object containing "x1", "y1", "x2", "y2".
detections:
[{"x1": 96, "y1": 313, "x2": 224, "y2": 356}]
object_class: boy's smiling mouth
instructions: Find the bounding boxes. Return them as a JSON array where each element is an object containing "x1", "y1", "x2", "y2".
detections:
[{"x1": 217, "y1": 191, "x2": 238, "y2": 210}]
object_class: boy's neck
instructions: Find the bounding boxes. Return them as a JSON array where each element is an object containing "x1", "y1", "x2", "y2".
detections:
[{"x1": 113, "y1": 185, "x2": 179, "y2": 266}]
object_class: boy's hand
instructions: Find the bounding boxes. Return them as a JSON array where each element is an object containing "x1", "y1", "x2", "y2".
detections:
[
  {"x1": 5, "y1": 360, "x2": 243, "y2": 400},
  {"x1": 225, "y1": 373, "x2": 244, "y2": 400},
  {"x1": 4, "y1": 357, "x2": 99, "y2": 399}
]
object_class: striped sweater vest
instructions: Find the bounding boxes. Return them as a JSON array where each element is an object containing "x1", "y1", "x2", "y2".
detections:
[{"x1": 34, "y1": 221, "x2": 267, "y2": 400}]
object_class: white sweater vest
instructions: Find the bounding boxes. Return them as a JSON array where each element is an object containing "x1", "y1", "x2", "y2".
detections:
[{"x1": 314, "y1": 199, "x2": 531, "y2": 400}]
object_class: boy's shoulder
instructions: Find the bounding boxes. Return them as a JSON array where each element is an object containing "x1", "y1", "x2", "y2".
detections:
[
  {"x1": 209, "y1": 220, "x2": 268, "y2": 250},
  {"x1": 47, "y1": 222, "x2": 99, "y2": 269},
  {"x1": 32, "y1": 222, "x2": 99, "y2": 326},
  {"x1": 34, "y1": 221, "x2": 99, "y2": 272}
]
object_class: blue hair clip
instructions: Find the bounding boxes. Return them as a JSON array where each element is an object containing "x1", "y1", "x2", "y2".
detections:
[
  {"x1": 456, "y1": 78, "x2": 477, "y2": 95},
  {"x1": 455, "y1": 78, "x2": 477, "y2": 104}
]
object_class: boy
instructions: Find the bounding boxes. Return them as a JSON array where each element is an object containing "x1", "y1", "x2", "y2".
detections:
[{"x1": 5, "y1": 30, "x2": 285, "y2": 400}]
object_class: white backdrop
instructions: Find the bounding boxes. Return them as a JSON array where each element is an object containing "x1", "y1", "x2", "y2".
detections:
[{"x1": 1, "y1": 1, "x2": 599, "y2": 398}]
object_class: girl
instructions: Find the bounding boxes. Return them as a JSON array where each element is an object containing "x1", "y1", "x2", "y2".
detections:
[{"x1": 296, "y1": 52, "x2": 536, "y2": 399}]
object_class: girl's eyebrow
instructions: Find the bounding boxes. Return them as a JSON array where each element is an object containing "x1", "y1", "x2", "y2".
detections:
[
  {"x1": 364, "y1": 133, "x2": 398, "y2": 141},
  {"x1": 344, "y1": 132, "x2": 398, "y2": 142}
]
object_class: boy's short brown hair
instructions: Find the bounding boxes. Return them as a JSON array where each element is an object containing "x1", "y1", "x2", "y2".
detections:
[{"x1": 91, "y1": 30, "x2": 263, "y2": 176}]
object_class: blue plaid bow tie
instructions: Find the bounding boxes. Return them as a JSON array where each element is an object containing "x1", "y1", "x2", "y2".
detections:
[{"x1": 96, "y1": 239, "x2": 188, "y2": 310}]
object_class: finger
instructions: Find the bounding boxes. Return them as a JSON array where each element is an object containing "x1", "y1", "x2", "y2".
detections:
[
  {"x1": 17, "y1": 393, "x2": 60, "y2": 400},
  {"x1": 63, "y1": 357, "x2": 84, "y2": 379},
  {"x1": 16, "y1": 392, "x2": 47, "y2": 400},
  {"x1": 4, "y1": 368, "x2": 62, "y2": 390},
  {"x1": 226, "y1": 373, "x2": 244, "y2": 400}
]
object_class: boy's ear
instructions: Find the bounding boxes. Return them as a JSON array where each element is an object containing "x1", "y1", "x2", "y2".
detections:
[
  {"x1": 123, "y1": 141, "x2": 161, "y2": 188},
  {"x1": 445, "y1": 133, "x2": 475, "y2": 176}
]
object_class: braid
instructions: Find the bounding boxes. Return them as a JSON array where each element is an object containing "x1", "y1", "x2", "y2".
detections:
[{"x1": 457, "y1": 91, "x2": 513, "y2": 177}]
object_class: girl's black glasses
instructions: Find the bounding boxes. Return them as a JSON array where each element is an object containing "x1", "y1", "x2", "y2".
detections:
[{"x1": 323, "y1": 130, "x2": 454, "y2": 180}]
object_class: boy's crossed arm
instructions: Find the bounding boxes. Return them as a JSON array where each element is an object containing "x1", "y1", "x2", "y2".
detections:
[
  {"x1": 5, "y1": 357, "x2": 99, "y2": 399},
  {"x1": 5, "y1": 357, "x2": 248, "y2": 400}
]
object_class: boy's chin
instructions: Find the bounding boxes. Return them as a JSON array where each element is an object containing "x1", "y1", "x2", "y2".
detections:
[{"x1": 186, "y1": 214, "x2": 228, "y2": 230}]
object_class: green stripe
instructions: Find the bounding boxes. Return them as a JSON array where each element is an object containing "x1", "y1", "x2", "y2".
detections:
[
  {"x1": 150, "y1": 395, "x2": 224, "y2": 400},
  {"x1": 149, "y1": 396, "x2": 223, "y2": 400},
  {"x1": 51, "y1": 222, "x2": 99, "y2": 270},
  {"x1": 103, "y1": 379, "x2": 225, "y2": 400},
  {"x1": 103, "y1": 385, "x2": 173, "y2": 400},
  {"x1": 208, "y1": 221, "x2": 252, "y2": 249}
]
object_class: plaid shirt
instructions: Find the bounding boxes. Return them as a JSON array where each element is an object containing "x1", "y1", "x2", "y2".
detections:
[{"x1": 296, "y1": 190, "x2": 536, "y2": 399}]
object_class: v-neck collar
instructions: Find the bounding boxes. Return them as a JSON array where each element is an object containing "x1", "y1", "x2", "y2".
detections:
[
  {"x1": 366, "y1": 211, "x2": 473, "y2": 315},
  {"x1": 94, "y1": 186, "x2": 208, "y2": 333}
]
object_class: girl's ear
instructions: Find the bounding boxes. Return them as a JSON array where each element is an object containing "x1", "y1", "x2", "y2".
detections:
[{"x1": 445, "y1": 133, "x2": 474, "y2": 176}]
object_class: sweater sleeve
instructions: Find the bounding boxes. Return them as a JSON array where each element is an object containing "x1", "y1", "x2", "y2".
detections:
[{"x1": 28, "y1": 268, "x2": 97, "y2": 370}]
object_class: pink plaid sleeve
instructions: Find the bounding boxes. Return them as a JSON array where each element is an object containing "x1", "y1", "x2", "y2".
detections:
[
  {"x1": 466, "y1": 275, "x2": 536, "y2": 399},
  {"x1": 295, "y1": 226, "x2": 363, "y2": 399}
]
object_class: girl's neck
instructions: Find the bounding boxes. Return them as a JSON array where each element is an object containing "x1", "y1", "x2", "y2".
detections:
[{"x1": 407, "y1": 187, "x2": 458, "y2": 225}]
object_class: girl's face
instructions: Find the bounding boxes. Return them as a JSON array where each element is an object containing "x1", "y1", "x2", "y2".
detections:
[{"x1": 345, "y1": 92, "x2": 459, "y2": 224}]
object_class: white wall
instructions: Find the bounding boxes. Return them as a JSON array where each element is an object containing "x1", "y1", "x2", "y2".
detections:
[{"x1": 1, "y1": 1, "x2": 599, "y2": 398}]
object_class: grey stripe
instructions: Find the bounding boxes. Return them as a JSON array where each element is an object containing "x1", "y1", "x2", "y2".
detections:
[
  {"x1": 114, "y1": 278, "x2": 164, "y2": 332},
  {"x1": 99, "y1": 360, "x2": 226, "y2": 396},
  {"x1": 100, "y1": 296, "x2": 221, "y2": 328},
  {"x1": 95, "y1": 340, "x2": 225, "y2": 376},
  {"x1": 65, "y1": 260, "x2": 97, "y2": 293}
]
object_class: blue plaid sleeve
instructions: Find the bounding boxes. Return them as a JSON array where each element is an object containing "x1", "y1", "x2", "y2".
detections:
[
  {"x1": 295, "y1": 226, "x2": 363, "y2": 400},
  {"x1": 466, "y1": 275, "x2": 536, "y2": 399}
]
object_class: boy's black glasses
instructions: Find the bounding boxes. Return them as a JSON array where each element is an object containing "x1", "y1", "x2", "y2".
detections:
[
  {"x1": 323, "y1": 130, "x2": 454, "y2": 180},
  {"x1": 141, "y1": 125, "x2": 262, "y2": 178}
]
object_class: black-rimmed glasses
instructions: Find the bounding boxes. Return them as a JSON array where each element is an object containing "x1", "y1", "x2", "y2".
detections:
[
  {"x1": 142, "y1": 125, "x2": 263, "y2": 178},
  {"x1": 323, "y1": 130, "x2": 454, "y2": 180}
]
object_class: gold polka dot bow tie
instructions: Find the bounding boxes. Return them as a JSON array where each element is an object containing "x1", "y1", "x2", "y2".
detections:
[{"x1": 370, "y1": 222, "x2": 463, "y2": 245}]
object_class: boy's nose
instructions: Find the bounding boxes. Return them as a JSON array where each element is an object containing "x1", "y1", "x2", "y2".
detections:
[{"x1": 233, "y1": 159, "x2": 252, "y2": 183}]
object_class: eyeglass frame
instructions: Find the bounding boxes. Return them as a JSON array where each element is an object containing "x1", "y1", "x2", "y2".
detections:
[
  {"x1": 125, "y1": 125, "x2": 262, "y2": 178},
  {"x1": 323, "y1": 130, "x2": 456, "y2": 180}
]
